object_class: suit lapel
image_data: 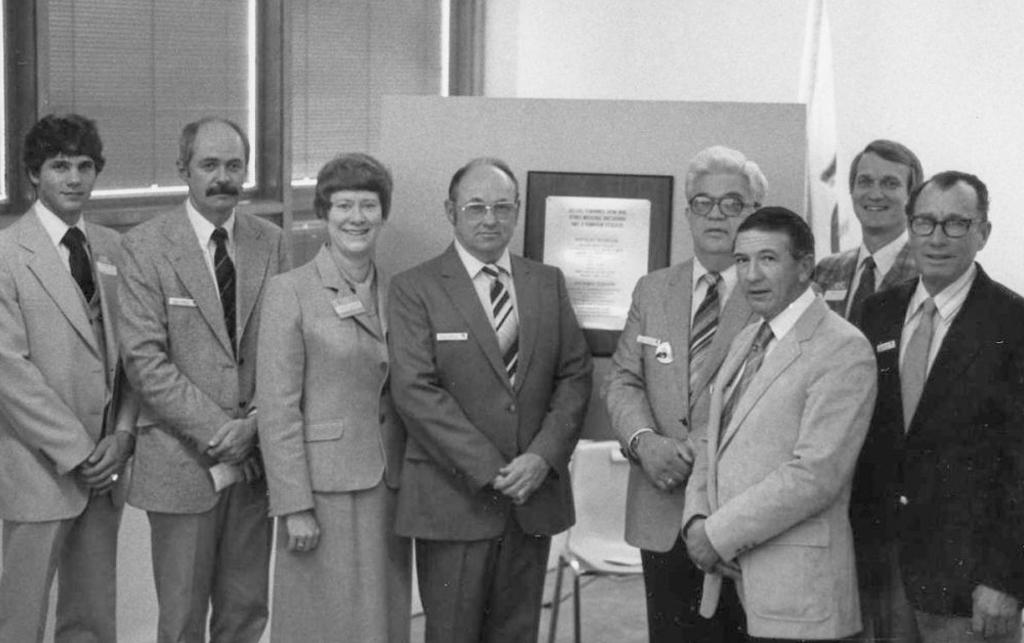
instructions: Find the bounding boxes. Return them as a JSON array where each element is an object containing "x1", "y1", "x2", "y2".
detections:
[
  {"x1": 879, "y1": 243, "x2": 917, "y2": 291},
  {"x1": 691, "y1": 281, "x2": 754, "y2": 402},
  {"x1": 234, "y1": 214, "x2": 273, "y2": 341},
  {"x1": 663, "y1": 261, "x2": 693, "y2": 402},
  {"x1": 18, "y1": 210, "x2": 100, "y2": 357},
  {"x1": 164, "y1": 208, "x2": 234, "y2": 357},
  {"x1": 87, "y1": 223, "x2": 122, "y2": 386},
  {"x1": 315, "y1": 247, "x2": 384, "y2": 342},
  {"x1": 510, "y1": 256, "x2": 537, "y2": 392},
  {"x1": 439, "y1": 246, "x2": 510, "y2": 388}
]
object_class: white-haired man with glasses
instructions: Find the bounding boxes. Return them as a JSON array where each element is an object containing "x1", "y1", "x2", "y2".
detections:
[
  {"x1": 852, "y1": 170, "x2": 1024, "y2": 642},
  {"x1": 605, "y1": 145, "x2": 766, "y2": 642},
  {"x1": 388, "y1": 157, "x2": 592, "y2": 643}
]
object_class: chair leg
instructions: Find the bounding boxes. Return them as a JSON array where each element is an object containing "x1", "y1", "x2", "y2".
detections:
[
  {"x1": 573, "y1": 573, "x2": 582, "y2": 643},
  {"x1": 547, "y1": 557, "x2": 566, "y2": 643}
]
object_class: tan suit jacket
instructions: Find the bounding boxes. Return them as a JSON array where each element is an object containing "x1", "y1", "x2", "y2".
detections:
[
  {"x1": 257, "y1": 247, "x2": 404, "y2": 517},
  {"x1": 684, "y1": 296, "x2": 875, "y2": 640},
  {"x1": 604, "y1": 260, "x2": 753, "y2": 551},
  {"x1": 388, "y1": 245, "x2": 592, "y2": 540},
  {"x1": 118, "y1": 204, "x2": 288, "y2": 513},
  {"x1": 0, "y1": 207, "x2": 128, "y2": 521}
]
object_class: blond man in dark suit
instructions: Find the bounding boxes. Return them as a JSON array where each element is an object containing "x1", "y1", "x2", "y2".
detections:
[
  {"x1": 0, "y1": 114, "x2": 135, "y2": 642},
  {"x1": 118, "y1": 117, "x2": 288, "y2": 642}
]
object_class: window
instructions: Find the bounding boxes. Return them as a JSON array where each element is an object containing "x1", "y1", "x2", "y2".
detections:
[
  {"x1": 41, "y1": 0, "x2": 256, "y2": 196},
  {"x1": 290, "y1": 0, "x2": 443, "y2": 184}
]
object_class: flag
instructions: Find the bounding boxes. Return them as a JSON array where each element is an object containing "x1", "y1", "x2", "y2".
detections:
[{"x1": 799, "y1": 0, "x2": 847, "y2": 257}]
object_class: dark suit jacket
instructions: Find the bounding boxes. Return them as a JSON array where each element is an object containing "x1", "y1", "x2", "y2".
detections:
[
  {"x1": 813, "y1": 242, "x2": 917, "y2": 319},
  {"x1": 119, "y1": 204, "x2": 289, "y2": 513},
  {"x1": 603, "y1": 260, "x2": 753, "y2": 552},
  {"x1": 852, "y1": 265, "x2": 1024, "y2": 615},
  {"x1": 388, "y1": 244, "x2": 593, "y2": 540}
]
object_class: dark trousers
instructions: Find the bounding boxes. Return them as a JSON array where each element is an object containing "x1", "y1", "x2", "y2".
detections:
[
  {"x1": 641, "y1": 535, "x2": 747, "y2": 643},
  {"x1": 416, "y1": 517, "x2": 551, "y2": 643}
]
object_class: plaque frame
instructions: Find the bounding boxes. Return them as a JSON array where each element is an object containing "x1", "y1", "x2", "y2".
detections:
[{"x1": 524, "y1": 171, "x2": 673, "y2": 356}]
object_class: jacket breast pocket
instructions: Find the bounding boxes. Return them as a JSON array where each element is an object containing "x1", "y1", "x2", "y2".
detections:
[
  {"x1": 304, "y1": 420, "x2": 344, "y2": 442},
  {"x1": 742, "y1": 519, "x2": 832, "y2": 623}
]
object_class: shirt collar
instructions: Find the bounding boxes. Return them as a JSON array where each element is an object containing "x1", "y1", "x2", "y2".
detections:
[
  {"x1": 34, "y1": 199, "x2": 85, "y2": 249},
  {"x1": 857, "y1": 230, "x2": 908, "y2": 277},
  {"x1": 906, "y1": 262, "x2": 977, "y2": 323},
  {"x1": 186, "y1": 198, "x2": 236, "y2": 248},
  {"x1": 453, "y1": 239, "x2": 512, "y2": 278},
  {"x1": 764, "y1": 285, "x2": 816, "y2": 341},
  {"x1": 692, "y1": 258, "x2": 737, "y2": 293}
]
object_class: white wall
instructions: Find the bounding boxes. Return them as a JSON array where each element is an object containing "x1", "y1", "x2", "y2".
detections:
[{"x1": 486, "y1": 0, "x2": 1024, "y2": 293}]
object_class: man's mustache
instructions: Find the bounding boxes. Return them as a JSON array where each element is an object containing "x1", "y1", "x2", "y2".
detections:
[{"x1": 206, "y1": 184, "x2": 240, "y2": 197}]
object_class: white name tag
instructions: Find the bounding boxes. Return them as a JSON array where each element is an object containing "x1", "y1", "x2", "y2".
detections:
[
  {"x1": 95, "y1": 261, "x2": 117, "y2": 276},
  {"x1": 332, "y1": 295, "x2": 366, "y2": 319},
  {"x1": 824, "y1": 289, "x2": 847, "y2": 302},
  {"x1": 876, "y1": 340, "x2": 896, "y2": 353},
  {"x1": 168, "y1": 297, "x2": 197, "y2": 307},
  {"x1": 636, "y1": 334, "x2": 661, "y2": 347},
  {"x1": 437, "y1": 332, "x2": 468, "y2": 342}
]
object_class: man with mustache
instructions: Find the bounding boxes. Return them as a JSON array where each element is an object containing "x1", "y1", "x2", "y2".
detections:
[{"x1": 118, "y1": 117, "x2": 289, "y2": 642}]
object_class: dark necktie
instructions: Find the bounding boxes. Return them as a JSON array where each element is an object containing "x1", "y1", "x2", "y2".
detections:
[
  {"x1": 689, "y1": 272, "x2": 721, "y2": 397},
  {"x1": 719, "y1": 321, "x2": 774, "y2": 432},
  {"x1": 62, "y1": 227, "x2": 95, "y2": 302},
  {"x1": 847, "y1": 255, "x2": 876, "y2": 326},
  {"x1": 901, "y1": 298, "x2": 937, "y2": 431},
  {"x1": 482, "y1": 264, "x2": 519, "y2": 384},
  {"x1": 211, "y1": 227, "x2": 236, "y2": 352}
]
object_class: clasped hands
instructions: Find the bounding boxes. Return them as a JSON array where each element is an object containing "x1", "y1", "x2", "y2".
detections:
[
  {"x1": 972, "y1": 584, "x2": 1020, "y2": 639},
  {"x1": 685, "y1": 518, "x2": 741, "y2": 581},
  {"x1": 636, "y1": 433, "x2": 693, "y2": 493},
  {"x1": 206, "y1": 416, "x2": 263, "y2": 482},
  {"x1": 492, "y1": 453, "x2": 549, "y2": 506},
  {"x1": 76, "y1": 432, "x2": 134, "y2": 493}
]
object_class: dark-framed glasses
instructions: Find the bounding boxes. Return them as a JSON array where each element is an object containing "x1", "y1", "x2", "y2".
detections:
[
  {"x1": 688, "y1": 195, "x2": 756, "y2": 218},
  {"x1": 908, "y1": 215, "x2": 976, "y2": 239},
  {"x1": 460, "y1": 200, "x2": 518, "y2": 221}
]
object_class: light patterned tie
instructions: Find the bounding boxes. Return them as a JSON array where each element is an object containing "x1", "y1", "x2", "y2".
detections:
[
  {"x1": 689, "y1": 272, "x2": 721, "y2": 398},
  {"x1": 847, "y1": 255, "x2": 876, "y2": 326},
  {"x1": 482, "y1": 264, "x2": 519, "y2": 384},
  {"x1": 211, "y1": 227, "x2": 236, "y2": 354},
  {"x1": 901, "y1": 298, "x2": 937, "y2": 430},
  {"x1": 719, "y1": 321, "x2": 774, "y2": 432}
]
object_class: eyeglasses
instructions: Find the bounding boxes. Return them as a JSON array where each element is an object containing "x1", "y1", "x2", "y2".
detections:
[
  {"x1": 908, "y1": 215, "x2": 977, "y2": 239},
  {"x1": 459, "y1": 200, "x2": 518, "y2": 221},
  {"x1": 688, "y1": 195, "x2": 757, "y2": 218}
]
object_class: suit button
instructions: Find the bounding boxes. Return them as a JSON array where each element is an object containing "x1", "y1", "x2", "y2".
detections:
[
  {"x1": 508, "y1": 403, "x2": 517, "y2": 413},
  {"x1": 239, "y1": 401, "x2": 246, "y2": 409},
  {"x1": 238, "y1": 357, "x2": 245, "y2": 365},
  {"x1": 898, "y1": 495, "x2": 909, "y2": 506}
]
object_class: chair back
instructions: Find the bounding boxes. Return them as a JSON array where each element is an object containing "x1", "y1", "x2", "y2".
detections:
[{"x1": 566, "y1": 440, "x2": 639, "y2": 568}]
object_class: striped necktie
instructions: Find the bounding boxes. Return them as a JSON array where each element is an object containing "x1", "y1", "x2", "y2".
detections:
[
  {"x1": 689, "y1": 272, "x2": 721, "y2": 397},
  {"x1": 482, "y1": 264, "x2": 519, "y2": 384},
  {"x1": 211, "y1": 227, "x2": 236, "y2": 353},
  {"x1": 719, "y1": 321, "x2": 774, "y2": 432}
]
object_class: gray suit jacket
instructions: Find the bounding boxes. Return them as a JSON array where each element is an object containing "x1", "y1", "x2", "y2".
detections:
[
  {"x1": 813, "y1": 242, "x2": 917, "y2": 319},
  {"x1": 603, "y1": 260, "x2": 753, "y2": 551},
  {"x1": 118, "y1": 203, "x2": 288, "y2": 513},
  {"x1": 257, "y1": 246, "x2": 404, "y2": 517},
  {"x1": 0, "y1": 207, "x2": 128, "y2": 521},
  {"x1": 388, "y1": 244, "x2": 593, "y2": 540},
  {"x1": 684, "y1": 296, "x2": 876, "y2": 639}
]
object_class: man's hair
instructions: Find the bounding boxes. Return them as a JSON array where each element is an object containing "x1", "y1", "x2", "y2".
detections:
[
  {"x1": 314, "y1": 152, "x2": 394, "y2": 220},
  {"x1": 447, "y1": 157, "x2": 519, "y2": 203},
  {"x1": 906, "y1": 170, "x2": 990, "y2": 221},
  {"x1": 24, "y1": 113, "x2": 106, "y2": 176},
  {"x1": 684, "y1": 145, "x2": 767, "y2": 204},
  {"x1": 848, "y1": 139, "x2": 923, "y2": 193},
  {"x1": 178, "y1": 117, "x2": 251, "y2": 167},
  {"x1": 736, "y1": 206, "x2": 815, "y2": 261}
]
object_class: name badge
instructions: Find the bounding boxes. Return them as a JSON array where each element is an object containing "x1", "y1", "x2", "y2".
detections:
[
  {"x1": 333, "y1": 295, "x2": 366, "y2": 319},
  {"x1": 824, "y1": 289, "x2": 847, "y2": 302},
  {"x1": 655, "y1": 341, "x2": 674, "y2": 364},
  {"x1": 876, "y1": 340, "x2": 896, "y2": 353},
  {"x1": 168, "y1": 297, "x2": 197, "y2": 307},
  {"x1": 437, "y1": 332, "x2": 468, "y2": 342},
  {"x1": 636, "y1": 334, "x2": 661, "y2": 347},
  {"x1": 95, "y1": 260, "x2": 117, "y2": 276}
]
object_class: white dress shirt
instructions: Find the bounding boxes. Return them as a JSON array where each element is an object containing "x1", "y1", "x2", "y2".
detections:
[
  {"x1": 453, "y1": 240, "x2": 519, "y2": 328},
  {"x1": 899, "y1": 263, "x2": 977, "y2": 373},
  {"x1": 35, "y1": 200, "x2": 89, "y2": 271},
  {"x1": 186, "y1": 199, "x2": 236, "y2": 300}
]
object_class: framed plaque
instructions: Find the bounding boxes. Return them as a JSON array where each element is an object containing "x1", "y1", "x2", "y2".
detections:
[{"x1": 524, "y1": 171, "x2": 673, "y2": 356}]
